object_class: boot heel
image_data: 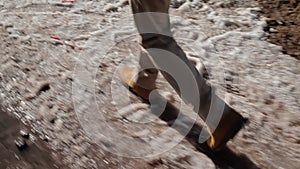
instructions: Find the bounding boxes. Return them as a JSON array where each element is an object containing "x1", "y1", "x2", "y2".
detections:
[{"x1": 207, "y1": 107, "x2": 246, "y2": 151}]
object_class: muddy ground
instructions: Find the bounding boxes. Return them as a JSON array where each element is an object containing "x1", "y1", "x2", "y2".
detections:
[
  {"x1": 0, "y1": 0, "x2": 299, "y2": 169},
  {"x1": 0, "y1": 109, "x2": 67, "y2": 169},
  {"x1": 255, "y1": 0, "x2": 300, "y2": 60}
]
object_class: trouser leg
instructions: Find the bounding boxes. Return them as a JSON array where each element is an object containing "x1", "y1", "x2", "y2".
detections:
[
  {"x1": 130, "y1": 0, "x2": 169, "y2": 90},
  {"x1": 130, "y1": 0, "x2": 171, "y2": 74},
  {"x1": 130, "y1": 0, "x2": 212, "y2": 118}
]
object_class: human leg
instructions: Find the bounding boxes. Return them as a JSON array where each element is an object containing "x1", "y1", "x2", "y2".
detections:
[{"x1": 124, "y1": 0, "x2": 246, "y2": 150}]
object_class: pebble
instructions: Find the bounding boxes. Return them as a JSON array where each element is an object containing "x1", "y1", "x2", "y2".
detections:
[
  {"x1": 14, "y1": 137, "x2": 28, "y2": 151},
  {"x1": 9, "y1": 34, "x2": 19, "y2": 39},
  {"x1": 104, "y1": 4, "x2": 118, "y2": 12},
  {"x1": 54, "y1": 2, "x2": 74, "y2": 7},
  {"x1": 178, "y1": 2, "x2": 191, "y2": 12},
  {"x1": 50, "y1": 39, "x2": 64, "y2": 46},
  {"x1": 20, "y1": 129, "x2": 30, "y2": 139},
  {"x1": 269, "y1": 28, "x2": 278, "y2": 33},
  {"x1": 90, "y1": 29, "x2": 107, "y2": 36},
  {"x1": 74, "y1": 34, "x2": 91, "y2": 41},
  {"x1": 171, "y1": 0, "x2": 186, "y2": 8},
  {"x1": 119, "y1": 0, "x2": 129, "y2": 7},
  {"x1": 41, "y1": 135, "x2": 50, "y2": 142}
]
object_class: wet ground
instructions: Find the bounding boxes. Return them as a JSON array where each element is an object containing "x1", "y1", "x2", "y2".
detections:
[{"x1": 0, "y1": 0, "x2": 299, "y2": 169}]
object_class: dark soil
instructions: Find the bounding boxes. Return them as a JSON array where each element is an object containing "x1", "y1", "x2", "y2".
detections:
[
  {"x1": 255, "y1": 0, "x2": 300, "y2": 59},
  {"x1": 0, "y1": 109, "x2": 67, "y2": 169}
]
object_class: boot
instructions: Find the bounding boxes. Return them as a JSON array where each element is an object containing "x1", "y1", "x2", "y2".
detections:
[
  {"x1": 207, "y1": 103, "x2": 247, "y2": 150},
  {"x1": 119, "y1": 66, "x2": 157, "y2": 100},
  {"x1": 119, "y1": 67, "x2": 246, "y2": 151}
]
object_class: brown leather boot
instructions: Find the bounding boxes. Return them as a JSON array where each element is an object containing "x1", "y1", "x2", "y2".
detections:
[
  {"x1": 207, "y1": 104, "x2": 247, "y2": 150},
  {"x1": 119, "y1": 66, "x2": 157, "y2": 100}
]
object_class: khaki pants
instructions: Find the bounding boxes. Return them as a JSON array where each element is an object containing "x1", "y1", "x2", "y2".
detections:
[{"x1": 130, "y1": 0, "x2": 212, "y2": 119}]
